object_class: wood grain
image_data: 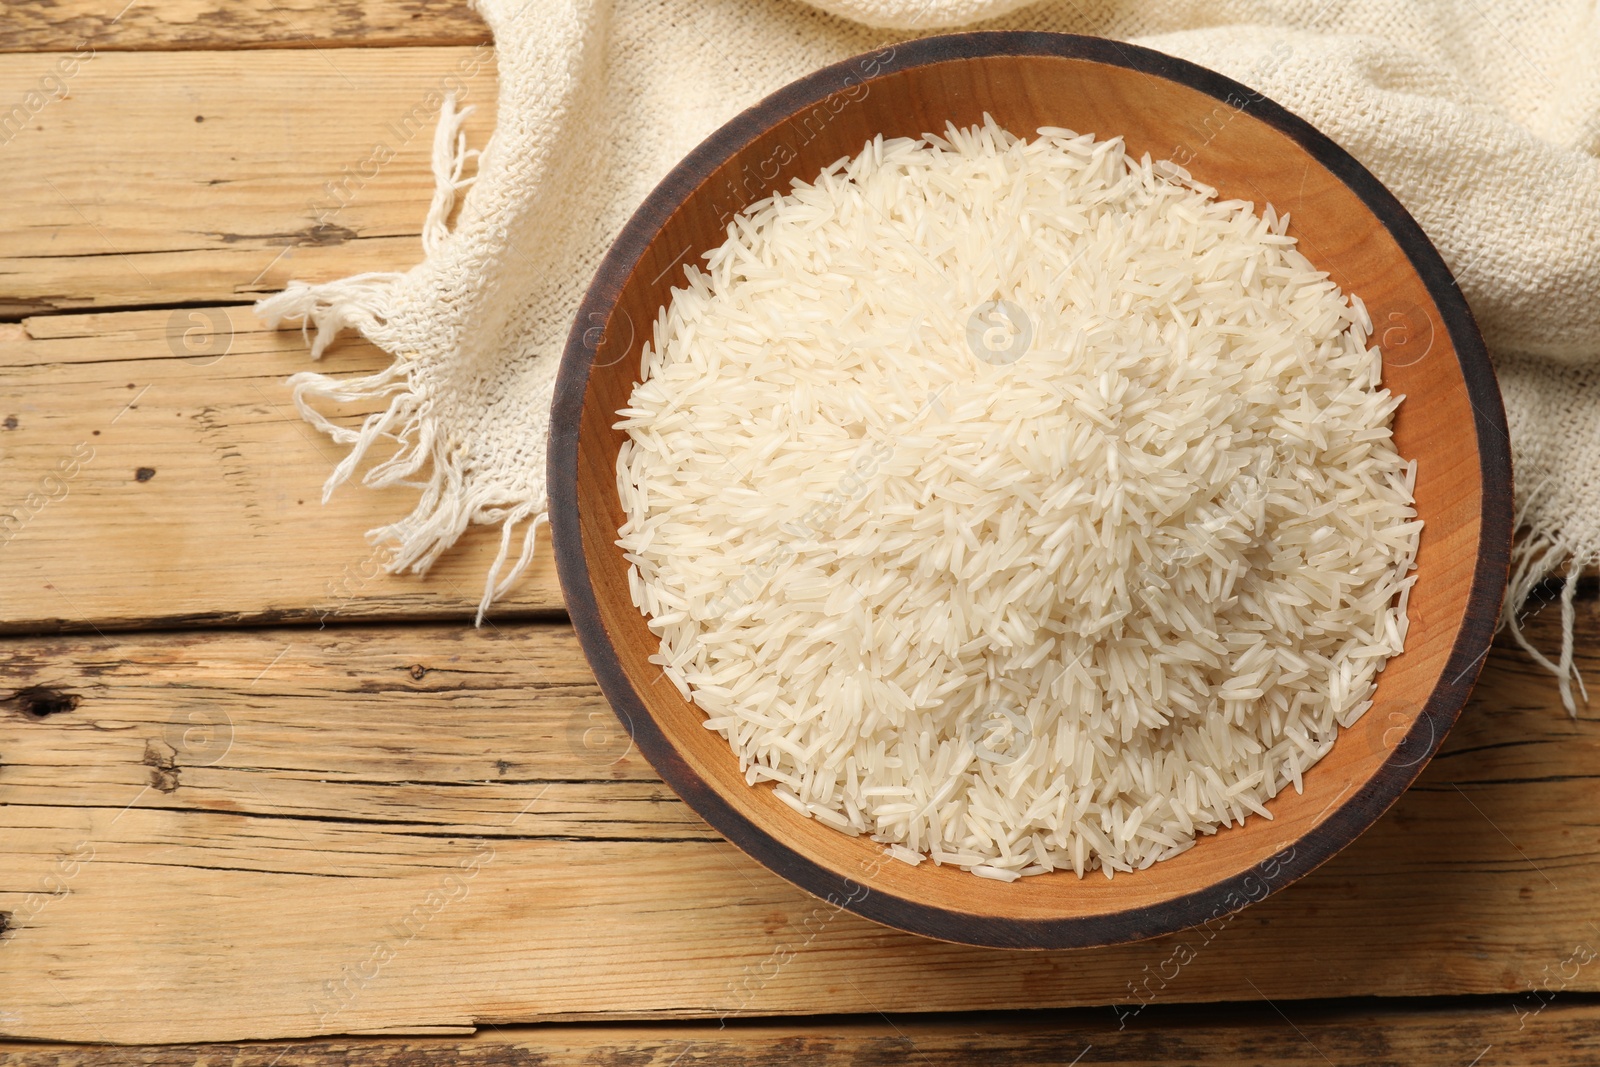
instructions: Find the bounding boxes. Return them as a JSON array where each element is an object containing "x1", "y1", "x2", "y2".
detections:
[
  {"x1": 0, "y1": 48, "x2": 495, "y2": 316},
  {"x1": 0, "y1": 1, "x2": 488, "y2": 54},
  {"x1": 5, "y1": 999, "x2": 1598, "y2": 1065},
  {"x1": 0, "y1": 308, "x2": 561, "y2": 632},
  {"x1": 0, "y1": 0, "x2": 1579, "y2": 1055},
  {"x1": 1, "y1": 602, "x2": 1595, "y2": 1042},
  {"x1": 555, "y1": 33, "x2": 1510, "y2": 949}
]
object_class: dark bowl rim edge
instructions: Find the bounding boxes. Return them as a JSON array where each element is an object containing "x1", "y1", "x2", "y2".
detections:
[{"x1": 547, "y1": 30, "x2": 1515, "y2": 951}]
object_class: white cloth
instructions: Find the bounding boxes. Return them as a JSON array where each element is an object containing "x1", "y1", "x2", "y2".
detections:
[{"x1": 257, "y1": 0, "x2": 1600, "y2": 708}]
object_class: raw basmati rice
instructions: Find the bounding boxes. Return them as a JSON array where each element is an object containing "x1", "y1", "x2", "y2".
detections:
[{"x1": 614, "y1": 118, "x2": 1421, "y2": 880}]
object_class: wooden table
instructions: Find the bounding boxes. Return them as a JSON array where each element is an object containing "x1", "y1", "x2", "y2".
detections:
[{"x1": 3, "y1": 5, "x2": 1598, "y2": 1063}]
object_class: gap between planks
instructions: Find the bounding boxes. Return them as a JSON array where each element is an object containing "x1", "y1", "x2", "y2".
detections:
[
  {"x1": 5, "y1": 997, "x2": 1600, "y2": 1064},
  {"x1": 1, "y1": 47, "x2": 499, "y2": 316},
  {"x1": 0, "y1": 306, "x2": 562, "y2": 631},
  {"x1": 0, "y1": 606, "x2": 1597, "y2": 1042}
]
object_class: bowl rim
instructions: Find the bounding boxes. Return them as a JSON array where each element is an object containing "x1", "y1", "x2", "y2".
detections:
[{"x1": 549, "y1": 30, "x2": 1514, "y2": 949}]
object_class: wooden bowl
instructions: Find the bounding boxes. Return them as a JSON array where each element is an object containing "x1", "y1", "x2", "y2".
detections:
[{"x1": 549, "y1": 32, "x2": 1513, "y2": 949}]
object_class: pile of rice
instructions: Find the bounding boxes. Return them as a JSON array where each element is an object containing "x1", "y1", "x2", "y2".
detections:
[{"x1": 614, "y1": 118, "x2": 1421, "y2": 880}]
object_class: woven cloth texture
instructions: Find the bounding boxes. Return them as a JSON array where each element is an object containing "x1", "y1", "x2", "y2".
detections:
[{"x1": 257, "y1": 0, "x2": 1600, "y2": 707}]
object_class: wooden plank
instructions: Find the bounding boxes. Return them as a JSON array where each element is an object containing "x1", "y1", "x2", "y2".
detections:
[
  {"x1": 3, "y1": 999, "x2": 1597, "y2": 1065},
  {"x1": 1, "y1": 1, "x2": 488, "y2": 54},
  {"x1": 0, "y1": 307, "x2": 562, "y2": 631},
  {"x1": 1, "y1": 604, "x2": 1597, "y2": 1042},
  {"x1": 0, "y1": 48, "x2": 496, "y2": 315},
  {"x1": 6, "y1": 307, "x2": 1573, "y2": 635}
]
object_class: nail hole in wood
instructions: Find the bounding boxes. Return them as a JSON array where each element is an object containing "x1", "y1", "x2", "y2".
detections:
[{"x1": 12, "y1": 687, "x2": 79, "y2": 719}]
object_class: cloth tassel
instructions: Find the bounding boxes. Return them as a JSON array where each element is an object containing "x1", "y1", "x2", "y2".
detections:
[
  {"x1": 478, "y1": 507, "x2": 547, "y2": 625},
  {"x1": 255, "y1": 272, "x2": 403, "y2": 361},
  {"x1": 255, "y1": 93, "x2": 544, "y2": 623},
  {"x1": 424, "y1": 95, "x2": 479, "y2": 257},
  {"x1": 1502, "y1": 530, "x2": 1593, "y2": 716}
]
